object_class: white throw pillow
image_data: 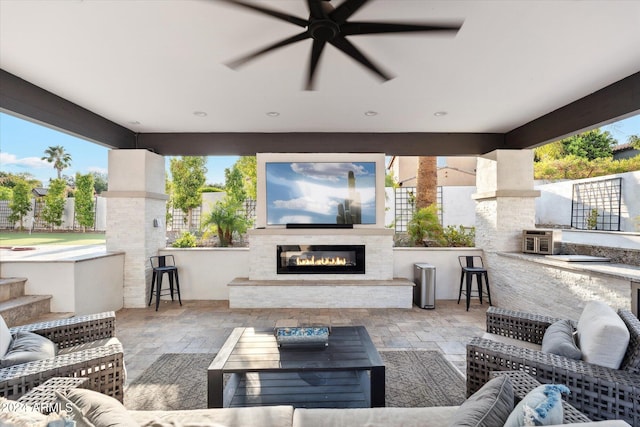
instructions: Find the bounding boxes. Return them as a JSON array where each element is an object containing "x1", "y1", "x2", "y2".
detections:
[
  {"x1": 577, "y1": 301, "x2": 630, "y2": 369},
  {"x1": 0, "y1": 316, "x2": 12, "y2": 358}
]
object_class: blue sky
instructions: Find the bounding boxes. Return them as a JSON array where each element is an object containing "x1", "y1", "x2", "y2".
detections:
[
  {"x1": 0, "y1": 112, "x2": 638, "y2": 186},
  {"x1": 0, "y1": 112, "x2": 238, "y2": 185}
]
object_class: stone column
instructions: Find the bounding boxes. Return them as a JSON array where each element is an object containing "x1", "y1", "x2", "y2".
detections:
[
  {"x1": 473, "y1": 149, "x2": 540, "y2": 253},
  {"x1": 103, "y1": 150, "x2": 167, "y2": 308},
  {"x1": 473, "y1": 150, "x2": 540, "y2": 307}
]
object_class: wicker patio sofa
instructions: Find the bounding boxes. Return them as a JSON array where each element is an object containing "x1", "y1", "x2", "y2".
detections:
[
  {"x1": 467, "y1": 306, "x2": 640, "y2": 425},
  {"x1": 0, "y1": 311, "x2": 124, "y2": 402}
]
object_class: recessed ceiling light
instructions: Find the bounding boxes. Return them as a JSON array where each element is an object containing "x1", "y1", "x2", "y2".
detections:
[
  {"x1": 364, "y1": 111, "x2": 378, "y2": 116},
  {"x1": 433, "y1": 111, "x2": 448, "y2": 117},
  {"x1": 266, "y1": 111, "x2": 280, "y2": 117},
  {"x1": 193, "y1": 111, "x2": 207, "y2": 117}
]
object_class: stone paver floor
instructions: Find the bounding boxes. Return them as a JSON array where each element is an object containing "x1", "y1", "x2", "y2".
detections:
[{"x1": 116, "y1": 299, "x2": 487, "y2": 384}]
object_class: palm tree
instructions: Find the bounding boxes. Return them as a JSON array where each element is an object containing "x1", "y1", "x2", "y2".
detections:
[
  {"x1": 415, "y1": 156, "x2": 438, "y2": 210},
  {"x1": 42, "y1": 145, "x2": 72, "y2": 179}
]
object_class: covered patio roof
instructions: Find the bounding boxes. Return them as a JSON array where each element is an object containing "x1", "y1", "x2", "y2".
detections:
[{"x1": 1, "y1": 0, "x2": 639, "y2": 156}]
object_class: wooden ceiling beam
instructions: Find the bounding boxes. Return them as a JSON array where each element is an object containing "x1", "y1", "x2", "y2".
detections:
[
  {"x1": 136, "y1": 132, "x2": 504, "y2": 156},
  {"x1": 0, "y1": 69, "x2": 136, "y2": 149},
  {"x1": 505, "y1": 72, "x2": 640, "y2": 149}
]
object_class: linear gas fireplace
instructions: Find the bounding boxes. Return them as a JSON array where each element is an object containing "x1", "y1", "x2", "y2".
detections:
[{"x1": 277, "y1": 245, "x2": 365, "y2": 274}]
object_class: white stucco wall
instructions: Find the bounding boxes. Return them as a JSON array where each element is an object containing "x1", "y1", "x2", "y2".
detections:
[
  {"x1": 442, "y1": 186, "x2": 476, "y2": 227},
  {"x1": 157, "y1": 246, "x2": 481, "y2": 302},
  {"x1": 159, "y1": 248, "x2": 249, "y2": 300},
  {"x1": 384, "y1": 186, "x2": 476, "y2": 229},
  {"x1": 0, "y1": 253, "x2": 124, "y2": 314},
  {"x1": 535, "y1": 171, "x2": 640, "y2": 232},
  {"x1": 393, "y1": 247, "x2": 483, "y2": 300}
]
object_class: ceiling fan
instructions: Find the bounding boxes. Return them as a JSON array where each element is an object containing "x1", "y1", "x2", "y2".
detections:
[{"x1": 220, "y1": 0, "x2": 463, "y2": 90}]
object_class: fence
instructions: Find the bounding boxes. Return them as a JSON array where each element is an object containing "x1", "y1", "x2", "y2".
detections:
[
  {"x1": 536, "y1": 171, "x2": 638, "y2": 232},
  {"x1": 0, "y1": 197, "x2": 106, "y2": 231},
  {"x1": 393, "y1": 186, "x2": 443, "y2": 233},
  {"x1": 571, "y1": 177, "x2": 622, "y2": 231},
  {"x1": 168, "y1": 198, "x2": 257, "y2": 233}
]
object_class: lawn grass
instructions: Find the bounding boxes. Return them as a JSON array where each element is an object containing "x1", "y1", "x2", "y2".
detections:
[{"x1": 0, "y1": 231, "x2": 106, "y2": 246}]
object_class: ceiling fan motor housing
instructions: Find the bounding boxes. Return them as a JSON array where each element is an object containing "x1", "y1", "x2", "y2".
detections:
[{"x1": 309, "y1": 19, "x2": 340, "y2": 41}]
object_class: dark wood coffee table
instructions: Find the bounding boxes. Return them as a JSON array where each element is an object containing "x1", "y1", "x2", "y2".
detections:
[{"x1": 208, "y1": 326, "x2": 385, "y2": 408}]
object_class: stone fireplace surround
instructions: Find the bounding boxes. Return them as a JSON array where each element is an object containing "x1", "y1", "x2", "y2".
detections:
[{"x1": 228, "y1": 227, "x2": 414, "y2": 308}]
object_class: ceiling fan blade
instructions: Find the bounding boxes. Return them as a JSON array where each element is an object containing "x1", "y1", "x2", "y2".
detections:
[
  {"x1": 218, "y1": 0, "x2": 309, "y2": 28},
  {"x1": 330, "y1": 0, "x2": 369, "y2": 24},
  {"x1": 329, "y1": 35, "x2": 393, "y2": 82},
  {"x1": 306, "y1": 0, "x2": 327, "y2": 19},
  {"x1": 226, "y1": 32, "x2": 311, "y2": 69},
  {"x1": 306, "y1": 39, "x2": 327, "y2": 90},
  {"x1": 342, "y1": 21, "x2": 463, "y2": 36}
]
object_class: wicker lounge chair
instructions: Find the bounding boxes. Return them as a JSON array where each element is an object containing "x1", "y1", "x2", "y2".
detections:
[
  {"x1": 0, "y1": 311, "x2": 124, "y2": 402},
  {"x1": 467, "y1": 306, "x2": 640, "y2": 424}
]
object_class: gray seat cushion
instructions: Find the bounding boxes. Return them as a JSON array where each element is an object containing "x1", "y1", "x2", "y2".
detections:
[
  {"x1": 0, "y1": 331, "x2": 57, "y2": 368},
  {"x1": 482, "y1": 332, "x2": 542, "y2": 351},
  {"x1": 449, "y1": 375, "x2": 514, "y2": 427},
  {"x1": 0, "y1": 316, "x2": 11, "y2": 358},
  {"x1": 292, "y1": 407, "x2": 459, "y2": 427}
]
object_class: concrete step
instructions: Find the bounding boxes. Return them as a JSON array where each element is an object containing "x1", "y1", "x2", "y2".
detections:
[
  {"x1": 0, "y1": 277, "x2": 27, "y2": 303},
  {"x1": 0, "y1": 295, "x2": 52, "y2": 327},
  {"x1": 25, "y1": 311, "x2": 75, "y2": 324}
]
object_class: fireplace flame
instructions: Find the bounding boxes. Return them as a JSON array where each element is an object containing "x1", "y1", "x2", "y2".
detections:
[{"x1": 295, "y1": 256, "x2": 348, "y2": 266}]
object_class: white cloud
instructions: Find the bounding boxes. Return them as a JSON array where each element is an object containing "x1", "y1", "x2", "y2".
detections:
[
  {"x1": 273, "y1": 195, "x2": 338, "y2": 215},
  {"x1": 290, "y1": 162, "x2": 368, "y2": 182},
  {"x1": 87, "y1": 166, "x2": 108, "y2": 174},
  {"x1": 0, "y1": 152, "x2": 51, "y2": 169},
  {"x1": 278, "y1": 215, "x2": 314, "y2": 224}
]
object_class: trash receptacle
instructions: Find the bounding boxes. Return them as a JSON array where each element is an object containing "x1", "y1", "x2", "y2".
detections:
[{"x1": 414, "y1": 263, "x2": 436, "y2": 309}]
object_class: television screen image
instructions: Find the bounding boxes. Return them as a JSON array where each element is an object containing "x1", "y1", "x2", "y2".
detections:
[{"x1": 266, "y1": 162, "x2": 376, "y2": 225}]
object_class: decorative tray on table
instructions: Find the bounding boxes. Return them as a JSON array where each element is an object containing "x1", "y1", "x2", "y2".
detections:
[{"x1": 275, "y1": 327, "x2": 330, "y2": 349}]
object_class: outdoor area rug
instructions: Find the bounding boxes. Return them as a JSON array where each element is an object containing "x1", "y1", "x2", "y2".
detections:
[{"x1": 125, "y1": 350, "x2": 465, "y2": 410}]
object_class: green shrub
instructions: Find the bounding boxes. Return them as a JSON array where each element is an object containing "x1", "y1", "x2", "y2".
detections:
[
  {"x1": 440, "y1": 226, "x2": 475, "y2": 247},
  {"x1": 587, "y1": 208, "x2": 599, "y2": 230},
  {"x1": 202, "y1": 186, "x2": 225, "y2": 193},
  {"x1": 407, "y1": 204, "x2": 443, "y2": 246},
  {"x1": 202, "y1": 197, "x2": 252, "y2": 247},
  {"x1": 172, "y1": 231, "x2": 197, "y2": 248}
]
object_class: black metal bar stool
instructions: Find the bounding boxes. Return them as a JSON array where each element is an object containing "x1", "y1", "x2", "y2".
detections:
[
  {"x1": 457, "y1": 255, "x2": 492, "y2": 311},
  {"x1": 148, "y1": 255, "x2": 182, "y2": 311}
]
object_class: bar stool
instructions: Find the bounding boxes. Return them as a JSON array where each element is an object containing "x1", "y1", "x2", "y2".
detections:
[
  {"x1": 457, "y1": 255, "x2": 492, "y2": 311},
  {"x1": 148, "y1": 255, "x2": 182, "y2": 311}
]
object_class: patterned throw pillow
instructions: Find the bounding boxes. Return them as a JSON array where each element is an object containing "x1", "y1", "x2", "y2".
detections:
[{"x1": 504, "y1": 384, "x2": 569, "y2": 427}]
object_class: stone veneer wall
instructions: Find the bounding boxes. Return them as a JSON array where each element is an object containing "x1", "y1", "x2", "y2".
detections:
[
  {"x1": 488, "y1": 253, "x2": 631, "y2": 319},
  {"x1": 475, "y1": 197, "x2": 537, "y2": 253},
  {"x1": 248, "y1": 228, "x2": 394, "y2": 281},
  {"x1": 107, "y1": 197, "x2": 166, "y2": 307},
  {"x1": 105, "y1": 149, "x2": 167, "y2": 308}
]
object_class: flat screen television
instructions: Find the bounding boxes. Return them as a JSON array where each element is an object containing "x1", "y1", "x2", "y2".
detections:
[{"x1": 265, "y1": 161, "x2": 376, "y2": 225}]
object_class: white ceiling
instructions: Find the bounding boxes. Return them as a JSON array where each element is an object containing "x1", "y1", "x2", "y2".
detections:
[{"x1": 1, "y1": 0, "x2": 639, "y2": 136}]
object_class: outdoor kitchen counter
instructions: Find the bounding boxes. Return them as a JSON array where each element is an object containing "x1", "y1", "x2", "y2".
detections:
[{"x1": 497, "y1": 252, "x2": 640, "y2": 282}]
